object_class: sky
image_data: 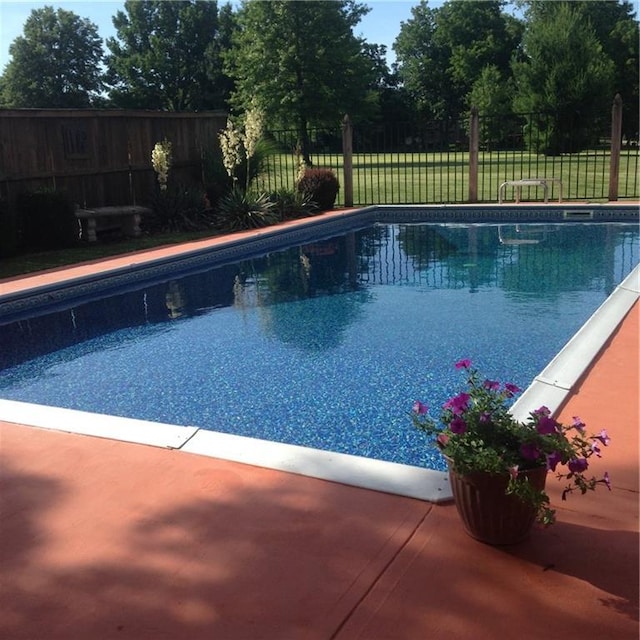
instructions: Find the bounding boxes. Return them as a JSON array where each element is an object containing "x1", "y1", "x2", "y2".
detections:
[{"x1": 0, "y1": 0, "x2": 440, "y2": 74}]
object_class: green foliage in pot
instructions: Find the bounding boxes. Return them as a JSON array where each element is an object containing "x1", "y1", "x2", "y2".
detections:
[{"x1": 412, "y1": 359, "x2": 611, "y2": 526}]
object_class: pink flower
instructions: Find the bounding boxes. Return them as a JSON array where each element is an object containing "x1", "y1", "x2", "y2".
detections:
[
  {"x1": 443, "y1": 392, "x2": 470, "y2": 416},
  {"x1": 483, "y1": 379, "x2": 500, "y2": 391},
  {"x1": 455, "y1": 359, "x2": 472, "y2": 370},
  {"x1": 533, "y1": 406, "x2": 551, "y2": 417},
  {"x1": 536, "y1": 415, "x2": 559, "y2": 435},
  {"x1": 412, "y1": 400, "x2": 428, "y2": 415},
  {"x1": 436, "y1": 433, "x2": 450, "y2": 449},
  {"x1": 503, "y1": 382, "x2": 521, "y2": 397},
  {"x1": 450, "y1": 416, "x2": 467, "y2": 434}
]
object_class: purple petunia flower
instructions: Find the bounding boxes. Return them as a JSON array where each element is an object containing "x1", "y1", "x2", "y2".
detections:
[
  {"x1": 568, "y1": 458, "x2": 589, "y2": 473},
  {"x1": 483, "y1": 379, "x2": 500, "y2": 391},
  {"x1": 536, "y1": 415, "x2": 559, "y2": 435},
  {"x1": 455, "y1": 359, "x2": 472, "y2": 370},
  {"x1": 479, "y1": 412, "x2": 491, "y2": 424},
  {"x1": 447, "y1": 392, "x2": 470, "y2": 415},
  {"x1": 572, "y1": 416, "x2": 586, "y2": 433},
  {"x1": 503, "y1": 382, "x2": 521, "y2": 397},
  {"x1": 412, "y1": 400, "x2": 428, "y2": 415},
  {"x1": 603, "y1": 471, "x2": 611, "y2": 490},
  {"x1": 594, "y1": 429, "x2": 611, "y2": 446},
  {"x1": 520, "y1": 442, "x2": 541, "y2": 461},
  {"x1": 450, "y1": 416, "x2": 467, "y2": 434},
  {"x1": 533, "y1": 406, "x2": 552, "y2": 417},
  {"x1": 591, "y1": 441, "x2": 602, "y2": 457},
  {"x1": 546, "y1": 450, "x2": 563, "y2": 472}
]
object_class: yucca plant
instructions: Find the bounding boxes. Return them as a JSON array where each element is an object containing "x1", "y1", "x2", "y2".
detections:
[
  {"x1": 216, "y1": 187, "x2": 279, "y2": 231},
  {"x1": 268, "y1": 188, "x2": 319, "y2": 221}
]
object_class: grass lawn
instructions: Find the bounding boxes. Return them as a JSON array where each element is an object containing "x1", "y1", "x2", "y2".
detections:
[
  {"x1": 0, "y1": 229, "x2": 219, "y2": 280},
  {"x1": 258, "y1": 149, "x2": 639, "y2": 206}
]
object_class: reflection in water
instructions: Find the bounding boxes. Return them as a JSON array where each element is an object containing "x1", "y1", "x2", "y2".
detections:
[
  {"x1": 165, "y1": 281, "x2": 186, "y2": 319},
  {"x1": 0, "y1": 222, "x2": 637, "y2": 468}
]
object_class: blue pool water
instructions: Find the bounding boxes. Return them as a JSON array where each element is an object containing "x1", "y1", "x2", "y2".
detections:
[{"x1": 0, "y1": 221, "x2": 637, "y2": 470}]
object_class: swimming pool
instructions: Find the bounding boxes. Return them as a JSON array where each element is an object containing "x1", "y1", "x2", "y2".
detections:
[{"x1": 1, "y1": 208, "x2": 638, "y2": 478}]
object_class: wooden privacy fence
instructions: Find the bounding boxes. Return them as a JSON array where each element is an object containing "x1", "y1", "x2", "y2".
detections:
[{"x1": 0, "y1": 109, "x2": 227, "y2": 208}]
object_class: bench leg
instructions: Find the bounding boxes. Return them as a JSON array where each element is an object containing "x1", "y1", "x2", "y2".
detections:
[
  {"x1": 122, "y1": 214, "x2": 141, "y2": 238},
  {"x1": 84, "y1": 218, "x2": 97, "y2": 243}
]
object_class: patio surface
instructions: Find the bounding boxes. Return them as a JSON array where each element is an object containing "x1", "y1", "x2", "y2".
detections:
[{"x1": 0, "y1": 214, "x2": 638, "y2": 639}]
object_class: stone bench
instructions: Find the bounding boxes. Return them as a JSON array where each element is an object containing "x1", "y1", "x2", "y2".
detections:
[
  {"x1": 75, "y1": 205, "x2": 151, "y2": 242},
  {"x1": 498, "y1": 178, "x2": 563, "y2": 204}
]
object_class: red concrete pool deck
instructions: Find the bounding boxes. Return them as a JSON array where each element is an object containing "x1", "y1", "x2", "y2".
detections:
[{"x1": 1, "y1": 215, "x2": 638, "y2": 639}]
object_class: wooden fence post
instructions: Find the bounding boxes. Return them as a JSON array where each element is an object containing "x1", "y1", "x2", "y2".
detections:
[
  {"x1": 608, "y1": 93, "x2": 623, "y2": 202},
  {"x1": 341, "y1": 114, "x2": 353, "y2": 208},
  {"x1": 468, "y1": 107, "x2": 479, "y2": 203}
]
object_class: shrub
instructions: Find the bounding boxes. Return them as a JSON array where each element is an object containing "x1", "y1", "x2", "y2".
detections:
[
  {"x1": 296, "y1": 168, "x2": 339, "y2": 211},
  {"x1": 268, "y1": 188, "x2": 319, "y2": 221},
  {"x1": 16, "y1": 190, "x2": 78, "y2": 251},
  {"x1": 146, "y1": 184, "x2": 211, "y2": 233},
  {"x1": 216, "y1": 187, "x2": 278, "y2": 231}
]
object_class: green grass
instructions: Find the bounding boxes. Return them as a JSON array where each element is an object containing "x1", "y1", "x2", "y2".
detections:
[
  {"x1": 0, "y1": 229, "x2": 219, "y2": 280},
  {"x1": 258, "y1": 149, "x2": 639, "y2": 205}
]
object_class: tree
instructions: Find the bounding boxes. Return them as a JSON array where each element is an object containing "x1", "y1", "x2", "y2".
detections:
[
  {"x1": 512, "y1": 2, "x2": 615, "y2": 154},
  {"x1": 522, "y1": 0, "x2": 639, "y2": 145},
  {"x1": 394, "y1": 0, "x2": 522, "y2": 121},
  {"x1": 0, "y1": 7, "x2": 103, "y2": 108},
  {"x1": 224, "y1": 0, "x2": 377, "y2": 164},
  {"x1": 105, "y1": 0, "x2": 233, "y2": 110},
  {"x1": 467, "y1": 65, "x2": 518, "y2": 149}
]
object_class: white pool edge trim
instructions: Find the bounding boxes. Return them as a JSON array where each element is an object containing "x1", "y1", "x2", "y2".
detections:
[
  {"x1": 510, "y1": 263, "x2": 639, "y2": 422},
  {"x1": 0, "y1": 398, "x2": 451, "y2": 502}
]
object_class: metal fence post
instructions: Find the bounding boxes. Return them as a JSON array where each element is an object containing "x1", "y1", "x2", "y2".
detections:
[
  {"x1": 341, "y1": 114, "x2": 353, "y2": 207},
  {"x1": 608, "y1": 94, "x2": 623, "y2": 202},
  {"x1": 468, "y1": 107, "x2": 479, "y2": 203}
]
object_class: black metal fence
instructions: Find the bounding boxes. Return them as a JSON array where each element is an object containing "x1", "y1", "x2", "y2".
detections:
[{"x1": 257, "y1": 102, "x2": 639, "y2": 206}]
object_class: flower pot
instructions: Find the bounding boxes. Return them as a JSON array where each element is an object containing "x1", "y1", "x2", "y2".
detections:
[{"x1": 445, "y1": 459, "x2": 548, "y2": 545}]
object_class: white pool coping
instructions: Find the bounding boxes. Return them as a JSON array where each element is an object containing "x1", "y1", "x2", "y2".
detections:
[
  {"x1": 510, "y1": 264, "x2": 639, "y2": 421},
  {"x1": 0, "y1": 230, "x2": 638, "y2": 504}
]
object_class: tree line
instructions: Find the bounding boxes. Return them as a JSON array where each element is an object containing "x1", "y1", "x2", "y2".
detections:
[{"x1": 0, "y1": 0, "x2": 638, "y2": 157}]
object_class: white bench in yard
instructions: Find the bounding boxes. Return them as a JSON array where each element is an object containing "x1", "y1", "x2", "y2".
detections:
[
  {"x1": 498, "y1": 178, "x2": 563, "y2": 204},
  {"x1": 75, "y1": 205, "x2": 151, "y2": 242}
]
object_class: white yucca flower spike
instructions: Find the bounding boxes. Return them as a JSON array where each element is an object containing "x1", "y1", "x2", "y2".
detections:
[
  {"x1": 219, "y1": 119, "x2": 244, "y2": 180},
  {"x1": 151, "y1": 139, "x2": 172, "y2": 190},
  {"x1": 243, "y1": 107, "x2": 264, "y2": 160}
]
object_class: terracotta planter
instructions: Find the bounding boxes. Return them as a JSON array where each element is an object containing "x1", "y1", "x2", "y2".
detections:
[{"x1": 445, "y1": 459, "x2": 548, "y2": 545}]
